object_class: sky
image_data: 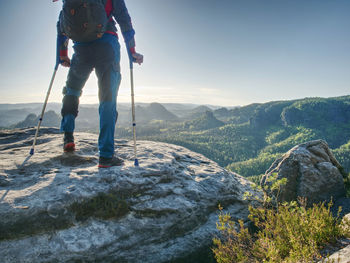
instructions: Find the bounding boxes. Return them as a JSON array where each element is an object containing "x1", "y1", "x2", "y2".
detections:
[{"x1": 0, "y1": 0, "x2": 349, "y2": 107}]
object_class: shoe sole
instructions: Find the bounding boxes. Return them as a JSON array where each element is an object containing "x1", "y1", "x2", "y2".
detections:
[
  {"x1": 64, "y1": 142, "x2": 76, "y2": 152},
  {"x1": 98, "y1": 162, "x2": 124, "y2": 168},
  {"x1": 98, "y1": 164, "x2": 112, "y2": 168}
]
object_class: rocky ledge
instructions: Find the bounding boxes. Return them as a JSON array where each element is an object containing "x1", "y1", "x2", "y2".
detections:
[{"x1": 0, "y1": 128, "x2": 260, "y2": 263}]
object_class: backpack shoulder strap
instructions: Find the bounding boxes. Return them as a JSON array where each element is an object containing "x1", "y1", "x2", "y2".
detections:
[{"x1": 105, "y1": 0, "x2": 113, "y2": 18}]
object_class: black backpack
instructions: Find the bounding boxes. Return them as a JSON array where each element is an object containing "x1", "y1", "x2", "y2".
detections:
[{"x1": 60, "y1": 0, "x2": 110, "y2": 42}]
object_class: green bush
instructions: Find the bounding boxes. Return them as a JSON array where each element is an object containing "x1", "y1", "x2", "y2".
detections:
[{"x1": 213, "y1": 200, "x2": 347, "y2": 263}]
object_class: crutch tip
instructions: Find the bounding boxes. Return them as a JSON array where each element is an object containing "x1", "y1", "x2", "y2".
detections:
[
  {"x1": 134, "y1": 159, "x2": 139, "y2": 166},
  {"x1": 29, "y1": 149, "x2": 34, "y2": 155}
]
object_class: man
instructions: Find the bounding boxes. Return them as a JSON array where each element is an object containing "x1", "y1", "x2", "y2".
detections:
[{"x1": 56, "y1": 0, "x2": 143, "y2": 168}]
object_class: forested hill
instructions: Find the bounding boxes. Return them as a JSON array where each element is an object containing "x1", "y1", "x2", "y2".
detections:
[{"x1": 142, "y1": 95, "x2": 350, "y2": 178}]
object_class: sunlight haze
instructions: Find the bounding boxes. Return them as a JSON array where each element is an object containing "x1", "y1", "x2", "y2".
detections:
[{"x1": 0, "y1": 0, "x2": 349, "y2": 107}]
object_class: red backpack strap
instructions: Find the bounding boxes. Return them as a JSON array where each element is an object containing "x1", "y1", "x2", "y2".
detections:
[
  {"x1": 104, "y1": 0, "x2": 118, "y2": 36},
  {"x1": 105, "y1": 0, "x2": 113, "y2": 18}
]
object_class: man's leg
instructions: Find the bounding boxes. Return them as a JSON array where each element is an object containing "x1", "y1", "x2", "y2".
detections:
[
  {"x1": 94, "y1": 34, "x2": 122, "y2": 166},
  {"x1": 61, "y1": 49, "x2": 93, "y2": 151}
]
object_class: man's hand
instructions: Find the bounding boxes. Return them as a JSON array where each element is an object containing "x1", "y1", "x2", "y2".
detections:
[
  {"x1": 60, "y1": 56, "x2": 71, "y2": 67},
  {"x1": 132, "y1": 52, "x2": 143, "y2": 65}
]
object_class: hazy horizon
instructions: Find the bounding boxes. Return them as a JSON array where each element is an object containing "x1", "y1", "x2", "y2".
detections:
[{"x1": 0, "y1": 93, "x2": 349, "y2": 109}]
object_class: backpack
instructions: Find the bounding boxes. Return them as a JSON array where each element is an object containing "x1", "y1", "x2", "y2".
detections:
[{"x1": 60, "y1": 0, "x2": 110, "y2": 42}]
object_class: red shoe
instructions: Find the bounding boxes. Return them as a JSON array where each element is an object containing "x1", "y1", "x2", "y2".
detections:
[
  {"x1": 64, "y1": 142, "x2": 76, "y2": 152},
  {"x1": 63, "y1": 132, "x2": 75, "y2": 152}
]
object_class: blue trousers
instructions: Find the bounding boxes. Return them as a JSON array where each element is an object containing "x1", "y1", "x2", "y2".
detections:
[{"x1": 60, "y1": 34, "x2": 121, "y2": 158}]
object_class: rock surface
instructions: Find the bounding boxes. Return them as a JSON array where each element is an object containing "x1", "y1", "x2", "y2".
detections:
[
  {"x1": 261, "y1": 140, "x2": 346, "y2": 205},
  {"x1": 319, "y1": 239, "x2": 350, "y2": 263},
  {"x1": 319, "y1": 212, "x2": 350, "y2": 263},
  {"x1": 0, "y1": 128, "x2": 260, "y2": 263}
]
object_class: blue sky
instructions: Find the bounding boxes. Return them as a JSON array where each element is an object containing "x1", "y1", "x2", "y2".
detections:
[{"x1": 0, "y1": 0, "x2": 349, "y2": 106}]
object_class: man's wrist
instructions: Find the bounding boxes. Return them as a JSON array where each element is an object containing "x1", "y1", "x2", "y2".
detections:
[
  {"x1": 129, "y1": 47, "x2": 136, "y2": 54},
  {"x1": 60, "y1": 50, "x2": 68, "y2": 57}
]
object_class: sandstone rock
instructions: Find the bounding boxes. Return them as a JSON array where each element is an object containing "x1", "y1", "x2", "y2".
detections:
[
  {"x1": 0, "y1": 128, "x2": 260, "y2": 263},
  {"x1": 321, "y1": 245, "x2": 350, "y2": 263},
  {"x1": 341, "y1": 213, "x2": 350, "y2": 236},
  {"x1": 319, "y1": 215, "x2": 350, "y2": 263},
  {"x1": 261, "y1": 140, "x2": 346, "y2": 205}
]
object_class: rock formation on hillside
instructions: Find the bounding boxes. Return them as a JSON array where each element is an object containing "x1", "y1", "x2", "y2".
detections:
[
  {"x1": 184, "y1": 111, "x2": 225, "y2": 131},
  {"x1": 135, "y1": 102, "x2": 179, "y2": 123},
  {"x1": 13, "y1": 110, "x2": 61, "y2": 129},
  {"x1": 184, "y1": 105, "x2": 213, "y2": 120},
  {"x1": 281, "y1": 99, "x2": 350, "y2": 127},
  {"x1": 261, "y1": 140, "x2": 346, "y2": 205},
  {"x1": 0, "y1": 128, "x2": 260, "y2": 263},
  {"x1": 249, "y1": 101, "x2": 294, "y2": 128}
]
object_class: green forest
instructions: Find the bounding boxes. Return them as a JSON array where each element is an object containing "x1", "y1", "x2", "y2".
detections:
[{"x1": 125, "y1": 96, "x2": 350, "y2": 180}]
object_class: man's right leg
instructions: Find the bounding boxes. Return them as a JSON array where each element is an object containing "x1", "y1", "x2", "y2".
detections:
[
  {"x1": 93, "y1": 34, "x2": 122, "y2": 167},
  {"x1": 61, "y1": 88, "x2": 80, "y2": 152},
  {"x1": 61, "y1": 50, "x2": 93, "y2": 152}
]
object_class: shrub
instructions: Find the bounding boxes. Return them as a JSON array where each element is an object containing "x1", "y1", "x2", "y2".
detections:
[{"x1": 213, "y1": 199, "x2": 346, "y2": 263}]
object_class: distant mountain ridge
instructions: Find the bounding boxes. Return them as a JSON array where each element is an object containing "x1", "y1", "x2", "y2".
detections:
[
  {"x1": 13, "y1": 111, "x2": 60, "y2": 129},
  {"x1": 3, "y1": 96, "x2": 350, "y2": 180},
  {"x1": 2, "y1": 102, "x2": 207, "y2": 130},
  {"x1": 138, "y1": 95, "x2": 350, "y2": 179},
  {"x1": 0, "y1": 109, "x2": 32, "y2": 127}
]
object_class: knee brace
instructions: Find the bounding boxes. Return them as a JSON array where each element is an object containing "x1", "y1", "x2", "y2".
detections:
[{"x1": 61, "y1": 95, "x2": 79, "y2": 117}]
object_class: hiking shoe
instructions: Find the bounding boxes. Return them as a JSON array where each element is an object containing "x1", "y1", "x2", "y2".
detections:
[
  {"x1": 98, "y1": 156, "x2": 124, "y2": 168},
  {"x1": 63, "y1": 132, "x2": 75, "y2": 152}
]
